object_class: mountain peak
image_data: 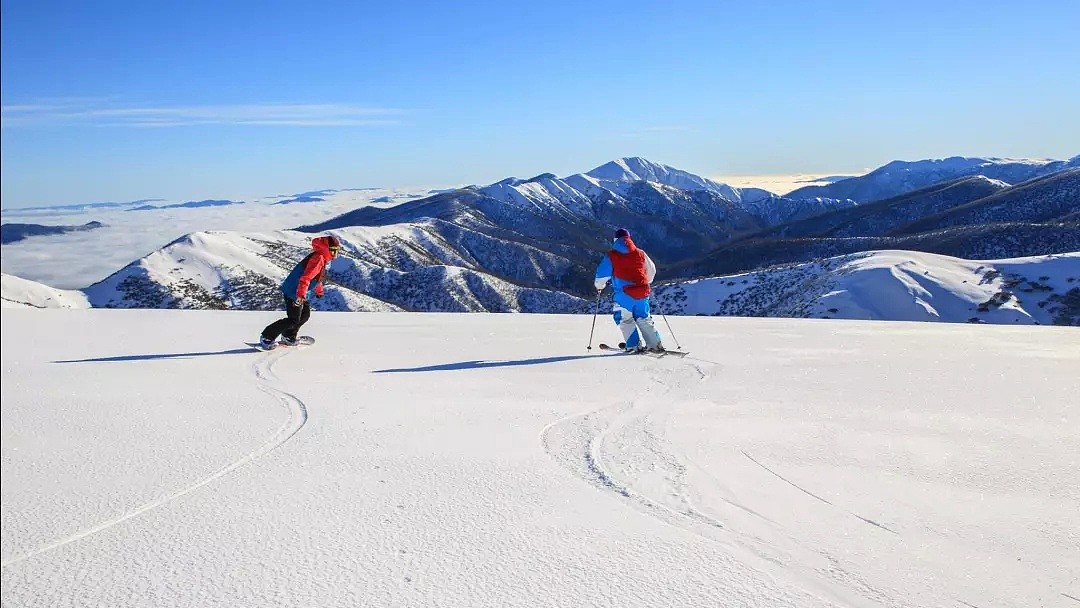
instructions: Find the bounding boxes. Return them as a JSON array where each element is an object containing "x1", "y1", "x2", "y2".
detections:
[
  {"x1": 578, "y1": 157, "x2": 745, "y2": 201},
  {"x1": 586, "y1": 157, "x2": 672, "y2": 182}
]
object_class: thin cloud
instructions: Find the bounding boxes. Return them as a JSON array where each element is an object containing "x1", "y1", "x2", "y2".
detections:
[{"x1": 1, "y1": 101, "x2": 407, "y2": 128}]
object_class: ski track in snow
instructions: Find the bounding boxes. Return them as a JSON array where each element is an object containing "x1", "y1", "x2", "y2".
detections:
[
  {"x1": 540, "y1": 354, "x2": 902, "y2": 607},
  {"x1": 0, "y1": 348, "x2": 309, "y2": 568},
  {"x1": 541, "y1": 356, "x2": 730, "y2": 537}
]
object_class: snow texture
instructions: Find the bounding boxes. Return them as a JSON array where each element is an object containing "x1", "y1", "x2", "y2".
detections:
[{"x1": 1, "y1": 310, "x2": 1077, "y2": 607}]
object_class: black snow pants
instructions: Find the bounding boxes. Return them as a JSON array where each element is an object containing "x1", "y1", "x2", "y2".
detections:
[{"x1": 261, "y1": 297, "x2": 311, "y2": 341}]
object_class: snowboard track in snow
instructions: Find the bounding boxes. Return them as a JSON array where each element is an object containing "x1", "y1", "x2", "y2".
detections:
[
  {"x1": 0, "y1": 348, "x2": 309, "y2": 568},
  {"x1": 739, "y1": 450, "x2": 899, "y2": 535}
]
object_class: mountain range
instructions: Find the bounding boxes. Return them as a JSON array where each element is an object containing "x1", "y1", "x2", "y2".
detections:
[
  {"x1": 0, "y1": 220, "x2": 106, "y2": 244},
  {"x1": 786, "y1": 155, "x2": 1080, "y2": 202},
  {"x1": 3, "y1": 155, "x2": 1078, "y2": 324}
]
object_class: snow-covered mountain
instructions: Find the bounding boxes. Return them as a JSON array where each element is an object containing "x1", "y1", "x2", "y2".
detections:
[
  {"x1": 683, "y1": 169, "x2": 1080, "y2": 277},
  {"x1": 36, "y1": 234, "x2": 1080, "y2": 327},
  {"x1": 755, "y1": 175, "x2": 1012, "y2": 240},
  {"x1": 304, "y1": 158, "x2": 856, "y2": 269},
  {"x1": 496, "y1": 157, "x2": 859, "y2": 230},
  {"x1": 6, "y1": 156, "x2": 1078, "y2": 324},
  {"x1": 655, "y1": 250, "x2": 1080, "y2": 325},
  {"x1": 81, "y1": 228, "x2": 588, "y2": 313},
  {"x1": 787, "y1": 155, "x2": 1079, "y2": 203},
  {"x1": 891, "y1": 167, "x2": 1080, "y2": 235},
  {"x1": 0, "y1": 273, "x2": 90, "y2": 309}
]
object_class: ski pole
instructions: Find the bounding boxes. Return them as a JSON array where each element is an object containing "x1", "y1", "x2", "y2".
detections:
[
  {"x1": 653, "y1": 293, "x2": 682, "y2": 350},
  {"x1": 586, "y1": 290, "x2": 601, "y2": 351}
]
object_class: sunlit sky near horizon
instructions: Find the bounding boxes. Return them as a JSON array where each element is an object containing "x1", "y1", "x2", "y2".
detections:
[{"x1": 2, "y1": 0, "x2": 1078, "y2": 209}]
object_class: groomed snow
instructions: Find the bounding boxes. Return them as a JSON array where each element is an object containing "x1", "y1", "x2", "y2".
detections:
[{"x1": 2, "y1": 310, "x2": 1076, "y2": 607}]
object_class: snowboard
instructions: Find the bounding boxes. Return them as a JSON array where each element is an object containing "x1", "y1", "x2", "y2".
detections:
[
  {"x1": 598, "y1": 343, "x2": 689, "y2": 358},
  {"x1": 278, "y1": 335, "x2": 315, "y2": 347},
  {"x1": 248, "y1": 335, "x2": 315, "y2": 351}
]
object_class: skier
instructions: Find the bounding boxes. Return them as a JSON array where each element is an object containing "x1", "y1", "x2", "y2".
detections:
[
  {"x1": 594, "y1": 228, "x2": 665, "y2": 353},
  {"x1": 259, "y1": 235, "x2": 341, "y2": 348}
]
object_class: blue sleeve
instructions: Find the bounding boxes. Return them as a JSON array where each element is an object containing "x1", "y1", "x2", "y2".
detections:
[{"x1": 595, "y1": 255, "x2": 612, "y2": 281}]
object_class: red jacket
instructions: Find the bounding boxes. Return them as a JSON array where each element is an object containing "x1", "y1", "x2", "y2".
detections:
[
  {"x1": 607, "y1": 237, "x2": 653, "y2": 299},
  {"x1": 282, "y1": 236, "x2": 339, "y2": 300}
]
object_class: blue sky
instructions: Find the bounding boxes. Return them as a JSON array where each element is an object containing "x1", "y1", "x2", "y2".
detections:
[{"x1": 2, "y1": 0, "x2": 1078, "y2": 208}]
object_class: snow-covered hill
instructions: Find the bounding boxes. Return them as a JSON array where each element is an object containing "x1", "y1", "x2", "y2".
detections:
[
  {"x1": 2, "y1": 310, "x2": 1076, "y2": 607},
  {"x1": 756, "y1": 175, "x2": 1011, "y2": 240},
  {"x1": 656, "y1": 250, "x2": 1080, "y2": 325},
  {"x1": 684, "y1": 169, "x2": 1080, "y2": 277},
  {"x1": 0, "y1": 187, "x2": 439, "y2": 289},
  {"x1": 81, "y1": 228, "x2": 587, "y2": 313},
  {"x1": 5, "y1": 156, "x2": 1079, "y2": 321},
  {"x1": 787, "y1": 155, "x2": 1079, "y2": 203},
  {"x1": 0, "y1": 273, "x2": 90, "y2": 309},
  {"x1": 891, "y1": 167, "x2": 1080, "y2": 235}
]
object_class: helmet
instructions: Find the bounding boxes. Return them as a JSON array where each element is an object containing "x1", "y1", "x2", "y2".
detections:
[{"x1": 614, "y1": 228, "x2": 631, "y2": 239}]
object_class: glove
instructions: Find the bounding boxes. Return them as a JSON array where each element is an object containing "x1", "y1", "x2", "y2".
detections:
[
  {"x1": 316, "y1": 293, "x2": 323, "y2": 299},
  {"x1": 295, "y1": 296, "x2": 306, "y2": 306}
]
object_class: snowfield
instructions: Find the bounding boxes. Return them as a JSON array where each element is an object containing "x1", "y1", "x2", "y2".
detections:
[
  {"x1": 1, "y1": 310, "x2": 1077, "y2": 607},
  {"x1": 657, "y1": 250, "x2": 1080, "y2": 325}
]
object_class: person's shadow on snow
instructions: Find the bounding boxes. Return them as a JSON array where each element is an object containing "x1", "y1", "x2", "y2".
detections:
[
  {"x1": 53, "y1": 348, "x2": 255, "y2": 363},
  {"x1": 373, "y1": 354, "x2": 608, "y2": 373}
]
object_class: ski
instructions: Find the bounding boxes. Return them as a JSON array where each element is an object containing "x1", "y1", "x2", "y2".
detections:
[
  {"x1": 598, "y1": 343, "x2": 689, "y2": 357},
  {"x1": 598, "y1": 343, "x2": 634, "y2": 353}
]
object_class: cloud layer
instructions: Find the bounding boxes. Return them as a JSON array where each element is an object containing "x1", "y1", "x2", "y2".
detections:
[{"x1": 1, "y1": 101, "x2": 406, "y2": 128}]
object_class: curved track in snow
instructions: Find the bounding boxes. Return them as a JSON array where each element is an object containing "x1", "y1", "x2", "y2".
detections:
[
  {"x1": 1, "y1": 348, "x2": 308, "y2": 568},
  {"x1": 539, "y1": 355, "x2": 901, "y2": 607},
  {"x1": 540, "y1": 357, "x2": 734, "y2": 539}
]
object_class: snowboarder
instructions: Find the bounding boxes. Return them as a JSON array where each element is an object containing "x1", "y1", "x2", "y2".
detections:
[
  {"x1": 594, "y1": 228, "x2": 665, "y2": 353},
  {"x1": 259, "y1": 235, "x2": 341, "y2": 348}
]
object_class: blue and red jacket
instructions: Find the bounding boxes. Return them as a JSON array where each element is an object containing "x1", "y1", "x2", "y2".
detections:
[
  {"x1": 282, "y1": 236, "x2": 339, "y2": 300},
  {"x1": 594, "y1": 236, "x2": 657, "y2": 300}
]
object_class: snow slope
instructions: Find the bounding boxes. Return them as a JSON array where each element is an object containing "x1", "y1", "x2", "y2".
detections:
[
  {"x1": 656, "y1": 250, "x2": 1080, "y2": 325},
  {"x1": 79, "y1": 228, "x2": 587, "y2": 313},
  {"x1": 1, "y1": 273, "x2": 90, "y2": 309},
  {"x1": 2, "y1": 311, "x2": 1077, "y2": 607}
]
